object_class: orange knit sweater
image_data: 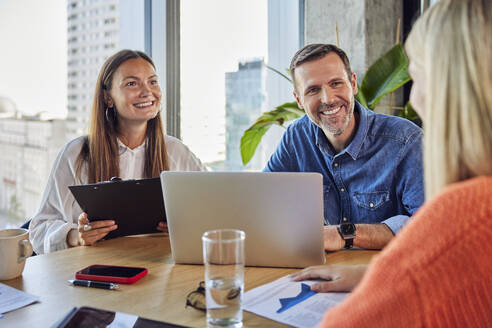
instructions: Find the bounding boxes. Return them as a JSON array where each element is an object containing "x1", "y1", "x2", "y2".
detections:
[{"x1": 319, "y1": 176, "x2": 492, "y2": 328}]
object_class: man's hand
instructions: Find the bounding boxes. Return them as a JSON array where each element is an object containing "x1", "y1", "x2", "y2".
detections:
[
  {"x1": 290, "y1": 264, "x2": 368, "y2": 292},
  {"x1": 323, "y1": 225, "x2": 345, "y2": 251},
  {"x1": 77, "y1": 212, "x2": 118, "y2": 246}
]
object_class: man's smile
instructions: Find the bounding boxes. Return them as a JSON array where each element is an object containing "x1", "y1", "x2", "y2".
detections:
[
  {"x1": 318, "y1": 102, "x2": 346, "y2": 117},
  {"x1": 319, "y1": 105, "x2": 343, "y2": 116}
]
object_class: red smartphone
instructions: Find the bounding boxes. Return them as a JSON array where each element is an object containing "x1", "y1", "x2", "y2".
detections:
[{"x1": 75, "y1": 264, "x2": 148, "y2": 284}]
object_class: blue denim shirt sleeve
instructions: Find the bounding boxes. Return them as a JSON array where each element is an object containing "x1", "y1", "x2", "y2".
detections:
[
  {"x1": 264, "y1": 124, "x2": 298, "y2": 172},
  {"x1": 382, "y1": 129, "x2": 424, "y2": 234},
  {"x1": 382, "y1": 215, "x2": 409, "y2": 235}
]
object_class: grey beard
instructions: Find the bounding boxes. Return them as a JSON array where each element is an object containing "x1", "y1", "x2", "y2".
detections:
[{"x1": 321, "y1": 107, "x2": 353, "y2": 136}]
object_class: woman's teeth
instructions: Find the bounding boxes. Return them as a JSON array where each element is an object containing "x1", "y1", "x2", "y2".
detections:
[{"x1": 134, "y1": 101, "x2": 153, "y2": 108}]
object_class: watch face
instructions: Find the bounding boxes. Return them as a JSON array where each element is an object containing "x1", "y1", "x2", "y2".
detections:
[{"x1": 340, "y1": 223, "x2": 356, "y2": 235}]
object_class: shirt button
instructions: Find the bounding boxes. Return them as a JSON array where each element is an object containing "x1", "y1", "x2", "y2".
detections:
[
  {"x1": 334, "y1": 163, "x2": 339, "y2": 167},
  {"x1": 369, "y1": 203, "x2": 374, "y2": 208},
  {"x1": 340, "y1": 188, "x2": 345, "y2": 192}
]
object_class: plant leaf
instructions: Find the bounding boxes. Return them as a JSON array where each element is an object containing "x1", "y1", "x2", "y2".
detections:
[
  {"x1": 359, "y1": 44, "x2": 411, "y2": 109},
  {"x1": 354, "y1": 86, "x2": 368, "y2": 108},
  {"x1": 266, "y1": 65, "x2": 292, "y2": 83},
  {"x1": 394, "y1": 101, "x2": 420, "y2": 122},
  {"x1": 240, "y1": 102, "x2": 303, "y2": 165},
  {"x1": 278, "y1": 102, "x2": 304, "y2": 116}
]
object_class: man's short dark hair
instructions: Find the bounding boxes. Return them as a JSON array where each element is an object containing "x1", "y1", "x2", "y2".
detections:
[{"x1": 290, "y1": 44, "x2": 353, "y2": 91}]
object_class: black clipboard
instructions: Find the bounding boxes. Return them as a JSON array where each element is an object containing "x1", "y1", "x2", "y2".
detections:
[{"x1": 68, "y1": 177, "x2": 165, "y2": 239}]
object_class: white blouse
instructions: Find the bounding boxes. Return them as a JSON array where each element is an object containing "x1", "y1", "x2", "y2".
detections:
[{"x1": 29, "y1": 135, "x2": 205, "y2": 254}]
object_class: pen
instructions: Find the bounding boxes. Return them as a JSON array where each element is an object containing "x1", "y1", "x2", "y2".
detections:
[{"x1": 67, "y1": 279, "x2": 119, "y2": 290}]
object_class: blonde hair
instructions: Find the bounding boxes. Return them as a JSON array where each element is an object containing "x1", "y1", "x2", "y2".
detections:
[
  {"x1": 405, "y1": 0, "x2": 492, "y2": 199},
  {"x1": 77, "y1": 50, "x2": 169, "y2": 183}
]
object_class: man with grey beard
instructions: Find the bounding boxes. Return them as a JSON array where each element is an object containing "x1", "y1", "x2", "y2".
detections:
[{"x1": 264, "y1": 44, "x2": 424, "y2": 251}]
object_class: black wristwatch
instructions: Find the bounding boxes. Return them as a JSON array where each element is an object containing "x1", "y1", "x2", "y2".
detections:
[{"x1": 337, "y1": 222, "x2": 356, "y2": 249}]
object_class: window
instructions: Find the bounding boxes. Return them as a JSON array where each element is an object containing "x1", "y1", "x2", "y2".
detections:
[
  {"x1": 178, "y1": 0, "x2": 301, "y2": 171},
  {"x1": 179, "y1": 0, "x2": 267, "y2": 170}
]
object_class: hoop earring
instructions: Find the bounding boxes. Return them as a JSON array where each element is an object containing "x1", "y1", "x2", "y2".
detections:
[{"x1": 105, "y1": 106, "x2": 115, "y2": 122}]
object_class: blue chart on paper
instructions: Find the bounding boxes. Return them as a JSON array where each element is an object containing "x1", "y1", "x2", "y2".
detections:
[{"x1": 276, "y1": 283, "x2": 317, "y2": 313}]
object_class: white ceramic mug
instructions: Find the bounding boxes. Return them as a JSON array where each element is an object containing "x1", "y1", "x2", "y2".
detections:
[{"x1": 0, "y1": 228, "x2": 33, "y2": 280}]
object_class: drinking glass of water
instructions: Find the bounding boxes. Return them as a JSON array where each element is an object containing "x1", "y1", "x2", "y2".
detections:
[{"x1": 202, "y1": 229, "x2": 245, "y2": 328}]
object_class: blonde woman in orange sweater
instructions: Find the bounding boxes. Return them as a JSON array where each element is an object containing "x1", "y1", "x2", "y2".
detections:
[{"x1": 291, "y1": 0, "x2": 492, "y2": 326}]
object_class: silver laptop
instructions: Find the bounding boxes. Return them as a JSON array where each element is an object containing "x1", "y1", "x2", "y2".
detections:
[{"x1": 160, "y1": 171, "x2": 325, "y2": 268}]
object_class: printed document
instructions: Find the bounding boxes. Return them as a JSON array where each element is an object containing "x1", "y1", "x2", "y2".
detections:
[
  {"x1": 0, "y1": 283, "x2": 39, "y2": 315},
  {"x1": 244, "y1": 275, "x2": 348, "y2": 328}
]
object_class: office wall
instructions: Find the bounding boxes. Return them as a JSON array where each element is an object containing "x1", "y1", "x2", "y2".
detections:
[{"x1": 304, "y1": 0, "x2": 404, "y2": 110}]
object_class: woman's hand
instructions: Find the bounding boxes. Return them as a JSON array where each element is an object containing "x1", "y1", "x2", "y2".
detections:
[
  {"x1": 290, "y1": 264, "x2": 368, "y2": 292},
  {"x1": 156, "y1": 221, "x2": 168, "y2": 233},
  {"x1": 77, "y1": 212, "x2": 118, "y2": 246}
]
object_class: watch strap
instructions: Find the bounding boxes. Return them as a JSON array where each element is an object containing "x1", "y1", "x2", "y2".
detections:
[
  {"x1": 337, "y1": 223, "x2": 355, "y2": 249},
  {"x1": 344, "y1": 238, "x2": 353, "y2": 249}
]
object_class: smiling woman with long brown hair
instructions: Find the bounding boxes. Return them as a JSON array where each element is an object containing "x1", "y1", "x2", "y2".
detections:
[{"x1": 29, "y1": 50, "x2": 205, "y2": 254}]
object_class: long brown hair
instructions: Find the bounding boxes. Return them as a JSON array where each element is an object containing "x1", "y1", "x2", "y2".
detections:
[{"x1": 77, "y1": 49, "x2": 169, "y2": 183}]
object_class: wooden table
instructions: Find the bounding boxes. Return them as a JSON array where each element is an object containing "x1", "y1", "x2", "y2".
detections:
[{"x1": 1, "y1": 234, "x2": 378, "y2": 327}]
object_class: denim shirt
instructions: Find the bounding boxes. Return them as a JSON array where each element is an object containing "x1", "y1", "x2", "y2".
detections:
[{"x1": 264, "y1": 102, "x2": 424, "y2": 234}]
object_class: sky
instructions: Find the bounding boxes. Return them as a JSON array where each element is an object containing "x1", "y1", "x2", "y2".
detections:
[{"x1": 0, "y1": 0, "x2": 67, "y2": 117}]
